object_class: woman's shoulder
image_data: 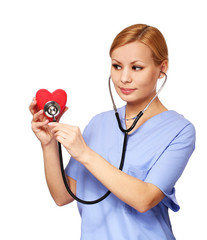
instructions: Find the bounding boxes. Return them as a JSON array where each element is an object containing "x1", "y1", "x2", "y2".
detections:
[
  {"x1": 88, "y1": 106, "x2": 125, "y2": 124},
  {"x1": 131, "y1": 109, "x2": 196, "y2": 142},
  {"x1": 155, "y1": 110, "x2": 196, "y2": 141},
  {"x1": 164, "y1": 110, "x2": 195, "y2": 129}
]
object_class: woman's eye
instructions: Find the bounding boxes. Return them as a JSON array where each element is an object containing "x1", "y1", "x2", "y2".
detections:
[
  {"x1": 132, "y1": 66, "x2": 142, "y2": 71},
  {"x1": 112, "y1": 64, "x2": 121, "y2": 70}
]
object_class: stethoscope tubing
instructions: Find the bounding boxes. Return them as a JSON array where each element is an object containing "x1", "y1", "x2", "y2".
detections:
[
  {"x1": 55, "y1": 71, "x2": 167, "y2": 204},
  {"x1": 58, "y1": 132, "x2": 128, "y2": 204}
]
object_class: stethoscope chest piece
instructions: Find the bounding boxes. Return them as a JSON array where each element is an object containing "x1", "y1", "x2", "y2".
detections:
[
  {"x1": 44, "y1": 101, "x2": 61, "y2": 118},
  {"x1": 36, "y1": 89, "x2": 67, "y2": 120}
]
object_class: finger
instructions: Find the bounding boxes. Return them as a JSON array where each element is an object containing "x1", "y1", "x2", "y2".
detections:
[
  {"x1": 48, "y1": 122, "x2": 75, "y2": 130},
  {"x1": 29, "y1": 98, "x2": 38, "y2": 115},
  {"x1": 48, "y1": 123, "x2": 67, "y2": 135},
  {"x1": 47, "y1": 122, "x2": 66, "y2": 130},
  {"x1": 55, "y1": 135, "x2": 66, "y2": 146},
  {"x1": 48, "y1": 123, "x2": 76, "y2": 135},
  {"x1": 32, "y1": 109, "x2": 44, "y2": 122},
  {"x1": 56, "y1": 106, "x2": 69, "y2": 122},
  {"x1": 53, "y1": 126, "x2": 74, "y2": 139},
  {"x1": 54, "y1": 132, "x2": 73, "y2": 150},
  {"x1": 47, "y1": 122, "x2": 58, "y2": 129},
  {"x1": 63, "y1": 106, "x2": 69, "y2": 113},
  {"x1": 32, "y1": 119, "x2": 49, "y2": 132}
]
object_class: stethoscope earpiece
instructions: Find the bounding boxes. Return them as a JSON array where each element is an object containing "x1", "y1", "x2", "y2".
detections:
[{"x1": 159, "y1": 71, "x2": 166, "y2": 79}]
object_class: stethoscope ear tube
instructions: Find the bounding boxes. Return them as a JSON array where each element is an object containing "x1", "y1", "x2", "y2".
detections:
[
  {"x1": 115, "y1": 111, "x2": 143, "y2": 133},
  {"x1": 109, "y1": 72, "x2": 167, "y2": 133},
  {"x1": 142, "y1": 71, "x2": 167, "y2": 113}
]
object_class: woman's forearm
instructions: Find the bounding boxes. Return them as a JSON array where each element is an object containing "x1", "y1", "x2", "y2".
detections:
[
  {"x1": 42, "y1": 139, "x2": 75, "y2": 206},
  {"x1": 82, "y1": 147, "x2": 164, "y2": 213}
]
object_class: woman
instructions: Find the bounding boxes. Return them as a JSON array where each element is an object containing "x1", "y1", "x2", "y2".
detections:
[{"x1": 29, "y1": 24, "x2": 195, "y2": 239}]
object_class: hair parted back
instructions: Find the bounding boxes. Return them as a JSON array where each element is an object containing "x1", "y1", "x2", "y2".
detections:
[{"x1": 109, "y1": 24, "x2": 168, "y2": 66}]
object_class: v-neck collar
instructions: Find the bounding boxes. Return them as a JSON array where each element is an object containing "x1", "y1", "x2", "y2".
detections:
[{"x1": 117, "y1": 105, "x2": 178, "y2": 136}]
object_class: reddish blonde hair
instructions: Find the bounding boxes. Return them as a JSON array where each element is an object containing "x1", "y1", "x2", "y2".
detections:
[{"x1": 109, "y1": 24, "x2": 168, "y2": 66}]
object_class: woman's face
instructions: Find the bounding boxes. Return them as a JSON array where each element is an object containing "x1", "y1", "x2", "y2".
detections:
[{"x1": 111, "y1": 41, "x2": 165, "y2": 106}]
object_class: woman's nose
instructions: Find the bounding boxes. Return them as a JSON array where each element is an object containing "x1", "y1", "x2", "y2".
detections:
[{"x1": 120, "y1": 68, "x2": 132, "y2": 84}]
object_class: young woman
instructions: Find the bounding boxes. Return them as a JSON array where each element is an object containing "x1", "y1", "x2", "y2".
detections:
[{"x1": 29, "y1": 24, "x2": 195, "y2": 240}]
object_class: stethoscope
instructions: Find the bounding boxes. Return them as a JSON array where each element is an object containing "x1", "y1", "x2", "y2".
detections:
[{"x1": 44, "y1": 71, "x2": 167, "y2": 205}]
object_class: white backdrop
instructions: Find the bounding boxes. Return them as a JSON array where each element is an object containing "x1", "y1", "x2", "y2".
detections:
[{"x1": 0, "y1": 0, "x2": 206, "y2": 239}]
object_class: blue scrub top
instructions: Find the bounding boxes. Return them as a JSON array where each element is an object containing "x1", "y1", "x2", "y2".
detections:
[{"x1": 65, "y1": 106, "x2": 195, "y2": 240}]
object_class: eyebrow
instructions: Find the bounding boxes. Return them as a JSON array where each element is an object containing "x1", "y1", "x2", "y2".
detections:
[{"x1": 112, "y1": 59, "x2": 145, "y2": 64}]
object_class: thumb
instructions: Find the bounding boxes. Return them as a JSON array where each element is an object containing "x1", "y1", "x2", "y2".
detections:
[{"x1": 56, "y1": 106, "x2": 69, "y2": 122}]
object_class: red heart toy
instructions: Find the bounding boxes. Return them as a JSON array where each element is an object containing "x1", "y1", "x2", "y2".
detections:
[{"x1": 36, "y1": 89, "x2": 67, "y2": 121}]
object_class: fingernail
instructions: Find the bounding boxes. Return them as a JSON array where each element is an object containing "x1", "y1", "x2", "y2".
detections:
[{"x1": 48, "y1": 122, "x2": 54, "y2": 126}]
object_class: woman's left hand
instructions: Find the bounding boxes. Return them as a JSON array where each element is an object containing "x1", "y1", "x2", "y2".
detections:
[{"x1": 48, "y1": 122, "x2": 89, "y2": 162}]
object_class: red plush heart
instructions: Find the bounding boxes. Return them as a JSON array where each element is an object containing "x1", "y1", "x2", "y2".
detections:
[{"x1": 36, "y1": 89, "x2": 67, "y2": 120}]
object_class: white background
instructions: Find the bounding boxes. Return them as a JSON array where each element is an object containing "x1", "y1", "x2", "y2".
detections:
[{"x1": 0, "y1": 0, "x2": 206, "y2": 239}]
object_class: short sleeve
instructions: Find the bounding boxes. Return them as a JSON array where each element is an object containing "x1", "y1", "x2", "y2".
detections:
[
  {"x1": 145, "y1": 123, "x2": 196, "y2": 211},
  {"x1": 65, "y1": 156, "x2": 80, "y2": 181}
]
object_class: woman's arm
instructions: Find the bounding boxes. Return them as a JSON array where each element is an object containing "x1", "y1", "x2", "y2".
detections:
[
  {"x1": 29, "y1": 99, "x2": 76, "y2": 206},
  {"x1": 49, "y1": 122, "x2": 165, "y2": 213},
  {"x1": 81, "y1": 148, "x2": 164, "y2": 213},
  {"x1": 42, "y1": 139, "x2": 76, "y2": 206}
]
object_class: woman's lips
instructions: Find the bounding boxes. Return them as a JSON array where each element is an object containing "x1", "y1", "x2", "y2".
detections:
[{"x1": 120, "y1": 87, "x2": 136, "y2": 95}]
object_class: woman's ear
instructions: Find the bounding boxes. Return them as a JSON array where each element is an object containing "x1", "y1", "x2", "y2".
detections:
[{"x1": 159, "y1": 60, "x2": 168, "y2": 78}]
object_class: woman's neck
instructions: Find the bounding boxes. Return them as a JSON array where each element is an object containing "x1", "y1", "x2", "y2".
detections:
[
  {"x1": 124, "y1": 98, "x2": 168, "y2": 134},
  {"x1": 125, "y1": 98, "x2": 168, "y2": 121}
]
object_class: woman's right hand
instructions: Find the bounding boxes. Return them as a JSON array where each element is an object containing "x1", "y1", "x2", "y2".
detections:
[
  {"x1": 29, "y1": 97, "x2": 68, "y2": 146},
  {"x1": 29, "y1": 98, "x2": 53, "y2": 146}
]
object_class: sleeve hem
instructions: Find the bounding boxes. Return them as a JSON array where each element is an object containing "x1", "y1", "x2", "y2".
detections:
[{"x1": 145, "y1": 180, "x2": 180, "y2": 212}]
